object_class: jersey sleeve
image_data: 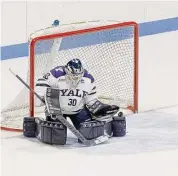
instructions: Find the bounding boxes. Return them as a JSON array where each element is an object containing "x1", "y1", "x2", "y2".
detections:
[{"x1": 34, "y1": 66, "x2": 65, "y2": 106}]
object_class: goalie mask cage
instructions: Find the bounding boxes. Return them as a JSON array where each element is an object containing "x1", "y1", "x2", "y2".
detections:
[{"x1": 1, "y1": 20, "x2": 138, "y2": 132}]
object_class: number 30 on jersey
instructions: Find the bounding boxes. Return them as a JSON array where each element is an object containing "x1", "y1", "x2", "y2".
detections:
[{"x1": 68, "y1": 99, "x2": 77, "y2": 106}]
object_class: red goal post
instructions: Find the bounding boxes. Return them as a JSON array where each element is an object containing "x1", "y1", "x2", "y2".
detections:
[
  {"x1": 30, "y1": 21, "x2": 139, "y2": 116},
  {"x1": 1, "y1": 20, "x2": 139, "y2": 132}
]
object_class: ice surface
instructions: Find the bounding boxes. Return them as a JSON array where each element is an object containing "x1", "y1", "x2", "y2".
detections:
[
  {"x1": 1, "y1": 31, "x2": 178, "y2": 176},
  {"x1": 1, "y1": 107, "x2": 178, "y2": 176}
]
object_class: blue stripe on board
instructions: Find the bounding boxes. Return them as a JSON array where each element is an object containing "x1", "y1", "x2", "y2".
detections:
[
  {"x1": 35, "y1": 26, "x2": 133, "y2": 54},
  {"x1": 1, "y1": 43, "x2": 29, "y2": 60},
  {"x1": 59, "y1": 27, "x2": 133, "y2": 51},
  {"x1": 139, "y1": 17, "x2": 178, "y2": 36},
  {"x1": 1, "y1": 17, "x2": 178, "y2": 60}
]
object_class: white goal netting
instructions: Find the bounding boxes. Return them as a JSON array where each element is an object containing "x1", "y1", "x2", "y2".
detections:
[{"x1": 1, "y1": 20, "x2": 138, "y2": 130}]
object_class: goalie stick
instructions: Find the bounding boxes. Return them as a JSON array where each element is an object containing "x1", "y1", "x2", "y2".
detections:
[{"x1": 9, "y1": 68, "x2": 109, "y2": 146}]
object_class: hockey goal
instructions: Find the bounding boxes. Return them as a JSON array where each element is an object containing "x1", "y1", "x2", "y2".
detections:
[{"x1": 1, "y1": 20, "x2": 138, "y2": 131}]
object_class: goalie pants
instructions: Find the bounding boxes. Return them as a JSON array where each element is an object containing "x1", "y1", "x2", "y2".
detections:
[
  {"x1": 47, "y1": 107, "x2": 92, "y2": 129},
  {"x1": 63, "y1": 107, "x2": 92, "y2": 129}
]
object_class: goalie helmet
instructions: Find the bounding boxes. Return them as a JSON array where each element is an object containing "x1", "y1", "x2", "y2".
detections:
[{"x1": 65, "y1": 59, "x2": 84, "y2": 87}]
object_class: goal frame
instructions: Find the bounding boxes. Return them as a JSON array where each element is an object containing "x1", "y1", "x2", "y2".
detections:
[
  {"x1": 30, "y1": 21, "x2": 139, "y2": 116},
  {"x1": 1, "y1": 21, "x2": 138, "y2": 132}
]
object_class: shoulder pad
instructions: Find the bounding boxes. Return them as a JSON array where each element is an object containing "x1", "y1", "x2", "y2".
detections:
[
  {"x1": 50, "y1": 66, "x2": 66, "y2": 78},
  {"x1": 83, "y1": 70, "x2": 95, "y2": 83}
]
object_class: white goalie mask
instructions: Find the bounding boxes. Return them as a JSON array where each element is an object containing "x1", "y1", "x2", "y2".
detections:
[{"x1": 65, "y1": 59, "x2": 84, "y2": 87}]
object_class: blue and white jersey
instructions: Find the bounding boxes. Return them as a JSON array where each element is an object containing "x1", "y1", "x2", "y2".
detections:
[{"x1": 35, "y1": 66, "x2": 97, "y2": 115}]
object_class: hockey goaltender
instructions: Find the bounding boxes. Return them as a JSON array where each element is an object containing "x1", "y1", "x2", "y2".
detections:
[{"x1": 23, "y1": 59, "x2": 126, "y2": 146}]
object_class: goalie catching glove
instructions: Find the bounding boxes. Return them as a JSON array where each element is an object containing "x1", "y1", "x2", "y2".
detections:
[{"x1": 87, "y1": 100, "x2": 119, "y2": 116}]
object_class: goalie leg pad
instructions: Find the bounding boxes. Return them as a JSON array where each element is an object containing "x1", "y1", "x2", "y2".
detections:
[
  {"x1": 78, "y1": 120, "x2": 105, "y2": 142},
  {"x1": 36, "y1": 118, "x2": 67, "y2": 145},
  {"x1": 112, "y1": 116, "x2": 126, "y2": 137},
  {"x1": 104, "y1": 121, "x2": 112, "y2": 137},
  {"x1": 23, "y1": 117, "x2": 37, "y2": 137},
  {"x1": 95, "y1": 115, "x2": 113, "y2": 137}
]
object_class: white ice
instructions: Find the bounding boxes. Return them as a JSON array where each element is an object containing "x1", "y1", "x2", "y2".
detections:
[
  {"x1": 1, "y1": 107, "x2": 178, "y2": 176},
  {"x1": 1, "y1": 33, "x2": 178, "y2": 176}
]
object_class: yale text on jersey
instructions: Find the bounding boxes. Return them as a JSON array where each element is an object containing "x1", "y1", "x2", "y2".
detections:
[{"x1": 60, "y1": 89, "x2": 88, "y2": 98}]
